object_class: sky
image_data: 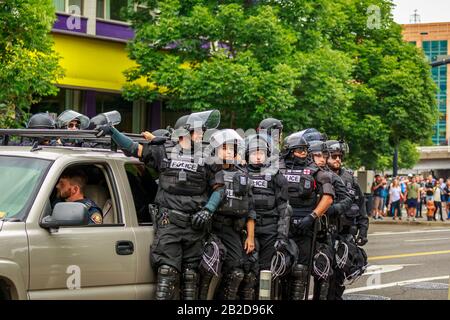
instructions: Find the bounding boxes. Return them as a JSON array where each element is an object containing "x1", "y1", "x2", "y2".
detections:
[{"x1": 392, "y1": 0, "x2": 450, "y2": 24}]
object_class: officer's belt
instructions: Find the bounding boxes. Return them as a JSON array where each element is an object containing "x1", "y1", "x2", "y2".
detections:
[
  {"x1": 163, "y1": 208, "x2": 193, "y2": 228},
  {"x1": 255, "y1": 215, "x2": 278, "y2": 226},
  {"x1": 213, "y1": 214, "x2": 235, "y2": 226}
]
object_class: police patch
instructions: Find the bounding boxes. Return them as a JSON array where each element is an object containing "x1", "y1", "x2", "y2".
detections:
[
  {"x1": 170, "y1": 160, "x2": 198, "y2": 172},
  {"x1": 303, "y1": 169, "x2": 311, "y2": 175},
  {"x1": 90, "y1": 212, "x2": 103, "y2": 224},
  {"x1": 284, "y1": 174, "x2": 301, "y2": 183},
  {"x1": 252, "y1": 180, "x2": 268, "y2": 188}
]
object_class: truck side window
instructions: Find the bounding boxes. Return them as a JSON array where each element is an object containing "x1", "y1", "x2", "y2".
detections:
[
  {"x1": 49, "y1": 164, "x2": 121, "y2": 225},
  {"x1": 124, "y1": 163, "x2": 158, "y2": 225}
]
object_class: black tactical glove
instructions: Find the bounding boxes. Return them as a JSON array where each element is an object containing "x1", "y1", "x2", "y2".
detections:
[
  {"x1": 274, "y1": 238, "x2": 288, "y2": 252},
  {"x1": 356, "y1": 231, "x2": 368, "y2": 246},
  {"x1": 298, "y1": 212, "x2": 318, "y2": 232},
  {"x1": 192, "y1": 209, "x2": 213, "y2": 230},
  {"x1": 96, "y1": 124, "x2": 113, "y2": 138}
]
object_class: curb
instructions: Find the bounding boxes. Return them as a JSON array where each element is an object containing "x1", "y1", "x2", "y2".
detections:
[{"x1": 370, "y1": 220, "x2": 450, "y2": 227}]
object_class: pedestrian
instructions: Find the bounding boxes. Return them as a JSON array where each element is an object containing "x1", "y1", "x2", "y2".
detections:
[
  {"x1": 433, "y1": 180, "x2": 444, "y2": 221},
  {"x1": 406, "y1": 175, "x2": 420, "y2": 222},
  {"x1": 389, "y1": 178, "x2": 402, "y2": 220},
  {"x1": 445, "y1": 179, "x2": 450, "y2": 219},
  {"x1": 417, "y1": 175, "x2": 425, "y2": 218},
  {"x1": 371, "y1": 175, "x2": 385, "y2": 220}
]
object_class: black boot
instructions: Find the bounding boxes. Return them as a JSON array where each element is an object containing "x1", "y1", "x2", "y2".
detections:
[
  {"x1": 217, "y1": 269, "x2": 244, "y2": 300},
  {"x1": 198, "y1": 270, "x2": 214, "y2": 300},
  {"x1": 239, "y1": 272, "x2": 257, "y2": 300}
]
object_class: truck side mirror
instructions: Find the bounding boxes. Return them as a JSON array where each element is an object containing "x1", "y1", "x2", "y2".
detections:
[{"x1": 40, "y1": 202, "x2": 89, "y2": 230}]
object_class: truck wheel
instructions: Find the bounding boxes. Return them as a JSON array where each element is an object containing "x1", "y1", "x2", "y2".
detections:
[{"x1": 0, "y1": 281, "x2": 11, "y2": 300}]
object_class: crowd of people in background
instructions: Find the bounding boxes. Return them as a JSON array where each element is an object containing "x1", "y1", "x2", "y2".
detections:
[{"x1": 371, "y1": 174, "x2": 450, "y2": 222}]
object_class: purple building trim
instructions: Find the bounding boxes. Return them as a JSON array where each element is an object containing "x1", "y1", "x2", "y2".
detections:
[
  {"x1": 96, "y1": 20, "x2": 134, "y2": 41},
  {"x1": 84, "y1": 91, "x2": 97, "y2": 118},
  {"x1": 53, "y1": 13, "x2": 87, "y2": 34}
]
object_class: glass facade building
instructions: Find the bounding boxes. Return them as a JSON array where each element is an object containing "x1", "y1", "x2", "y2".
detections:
[
  {"x1": 422, "y1": 40, "x2": 448, "y2": 145},
  {"x1": 402, "y1": 22, "x2": 450, "y2": 145}
]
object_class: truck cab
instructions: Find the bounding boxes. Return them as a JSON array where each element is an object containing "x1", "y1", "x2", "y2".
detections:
[{"x1": 0, "y1": 143, "x2": 157, "y2": 300}]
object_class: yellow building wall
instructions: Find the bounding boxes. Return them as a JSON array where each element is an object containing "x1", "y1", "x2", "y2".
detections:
[{"x1": 52, "y1": 33, "x2": 138, "y2": 92}]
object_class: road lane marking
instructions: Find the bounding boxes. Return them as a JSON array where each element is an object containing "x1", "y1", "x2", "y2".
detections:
[
  {"x1": 404, "y1": 237, "x2": 450, "y2": 242},
  {"x1": 369, "y1": 229, "x2": 450, "y2": 237},
  {"x1": 364, "y1": 264, "x2": 420, "y2": 275},
  {"x1": 368, "y1": 250, "x2": 450, "y2": 261},
  {"x1": 345, "y1": 275, "x2": 450, "y2": 294}
]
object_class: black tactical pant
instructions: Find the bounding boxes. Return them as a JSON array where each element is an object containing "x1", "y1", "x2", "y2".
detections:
[
  {"x1": 327, "y1": 269, "x2": 346, "y2": 300},
  {"x1": 151, "y1": 214, "x2": 205, "y2": 273},
  {"x1": 212, "y1": 218, "x2": 244, "y2": 273},
  {"x1": 255, "y1": 218, "x2": 278, "y2": 270}
]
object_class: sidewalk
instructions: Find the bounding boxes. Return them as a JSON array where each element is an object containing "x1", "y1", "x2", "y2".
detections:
[{"x1": 370, "y1": 215, "x2": 450, "y2": 226}]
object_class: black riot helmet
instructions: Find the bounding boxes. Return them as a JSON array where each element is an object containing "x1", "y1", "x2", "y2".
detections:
[
  {"x1": 301, "y1": 128, "x2": 327, "y2": 144},
  {"x1": 174, "y1": 110, "x2": 220, "y2": 132},
  {"x1": 245, "y1": 134, "x2": 270, "y2": 162},
  {"x1": 88, "y1": 110, "x2": 121, "y2": 129},
  {"x1": 326, "y1": 140, "x2": 349, "y2": 156},
  {"x1": 173, "y1": 110, "x2": 220, "y2": 140},
  {"x1": 27, "y1": 112, "x2": 56, "y2": 129},
  {"x1": 308, "y1": 140, "x2": 328, "y2": 154},
  {"x1": 152, "y1": 128, "x2": 171, "y2": 139},
  {"x1": 283, "y1": 131, "x2": 308, "y2": 151},
  {"x1": 258, "y1": 118, "x2": 283, "y2": 136}
]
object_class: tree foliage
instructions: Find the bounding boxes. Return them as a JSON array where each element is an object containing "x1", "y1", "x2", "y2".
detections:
[
  {"x1": 0, "y1": 0, "x2": 64, "y2": 128},
  {"x1": 124, "y1": 0, "x2": 437, "y2": 170}
]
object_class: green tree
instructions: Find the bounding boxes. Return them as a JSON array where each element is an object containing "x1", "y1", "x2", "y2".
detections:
[
  {"x1": 326, "y1": 0, "x2": 437, "y2": 170},
  {"x1": 124, "y1": 0, "x2": 436, "y2": 171},
  {"x1": 0, "y1": 0, "x2": 64, "y2": 128}
]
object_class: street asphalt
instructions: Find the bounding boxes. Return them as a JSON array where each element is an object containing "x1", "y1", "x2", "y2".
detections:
[{"x1": 343, "y1": 222, "x2": 450, "y2": 300}]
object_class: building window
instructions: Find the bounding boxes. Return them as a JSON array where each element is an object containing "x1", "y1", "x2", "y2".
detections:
[
  {"x1": 31, "y1": 88, "x2": 84, "y2": 117},
  {"x1": 96, "y1": 0, "x2": 129, "y2": 22},
  {"x1": 53, "y1": 0, "x2": 83, "y2": 15},
  {"x1": 423, "y1": 40, "x2": 448, "y2": 145}
]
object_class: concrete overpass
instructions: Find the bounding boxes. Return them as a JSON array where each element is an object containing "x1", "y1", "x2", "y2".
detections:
[{"x1": 411, "y1": 146, "x2": 450, "y2": 178}]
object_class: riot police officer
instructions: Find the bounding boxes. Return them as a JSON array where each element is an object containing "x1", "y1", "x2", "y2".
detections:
[
  {"x1": 199, "y1": 129, "x2": 254, "y2": 300},
  {"x1": 244, "y1": 133, "x2": 290, "y2": 299},
  {"x1": 325, "y1": 140, "x2": 369, "y2": 300},
  {"x1": 56, "y1": 109, "x2": 90, "y2": 147},
  {"x1": 24, "y1": 112, "x2": 61, "y2": 146},
  {"x1": 280, "y1": 129, "x2": 335, "y2": 300},
  {"x1": 307, "y1": 139, "x2": 352, "y2": 300},
  {"x1": 97, "y1": 110, "x2": 225, "y2": 300}
]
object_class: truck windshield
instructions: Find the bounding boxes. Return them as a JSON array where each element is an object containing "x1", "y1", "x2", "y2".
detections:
[{"x1": 0, "y1": 156, "x2": 51, "y2": 221}]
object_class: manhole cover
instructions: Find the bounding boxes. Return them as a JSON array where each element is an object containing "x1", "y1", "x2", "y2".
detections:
[
  {"x1": 403, "y1": 282, "x2": 449, "y2": 290},
  {"x1": 343, "y1": 294, "x2": 391, "y2": 300}
]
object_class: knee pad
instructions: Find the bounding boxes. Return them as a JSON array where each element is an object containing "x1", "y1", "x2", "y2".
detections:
[
  {"x1": 156, "y1": 265, "x2": 179, "y2": 300},
  {"x1": 239, "y1": 272, "x2": 257, "y2": 300},
  {"x1": 289, "y1": 264, "x2": 309, "y2": 301},
  {"x1": 182, "y1": 268, "x2": 199, "y2": 300},
  {"x1": 292, "y1": 264, "x2": 309, "y2": 281}
]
